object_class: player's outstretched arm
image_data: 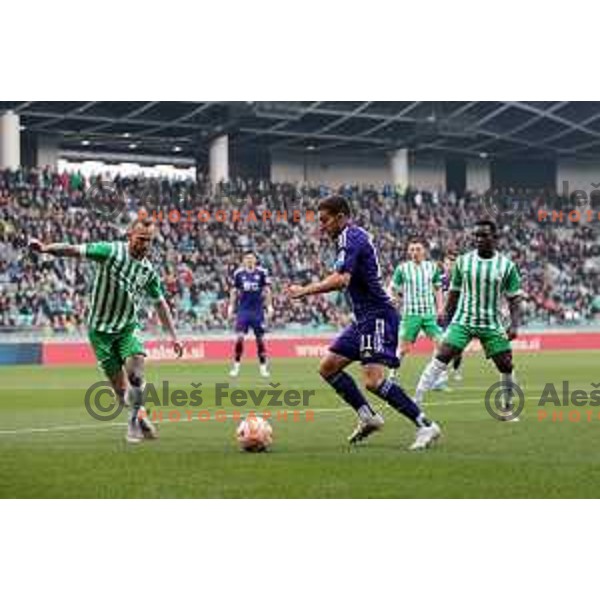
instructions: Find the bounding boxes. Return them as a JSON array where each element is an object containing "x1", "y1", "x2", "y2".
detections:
[
  {"x1": 286, "y1": 272, "x2": 350, "y2": 300},
  {"x1": 28, "y1": 239, "x2": 83, "y2": 258},
  {"x1": 156, "y1": 298, "x2": 184, "y2": 358}
]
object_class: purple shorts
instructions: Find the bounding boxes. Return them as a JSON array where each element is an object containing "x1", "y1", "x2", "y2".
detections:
[
  {"x1": 235, "y1": 313, "x2": 265, "y2": 336},
  {"x1": 330, "y1": 309, "x2": 400, "y2": 368}
]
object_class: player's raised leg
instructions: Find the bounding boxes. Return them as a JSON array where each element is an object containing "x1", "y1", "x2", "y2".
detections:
[
  {"x1": 319, "y1": 348, "x2": 384, "y2": 444},
  {"x1": 125, "y1": 353, "x2": 157, "y2": 442}
]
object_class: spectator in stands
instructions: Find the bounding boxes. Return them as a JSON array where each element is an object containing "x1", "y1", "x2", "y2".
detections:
[{"x1": 0, "y1": 167, "x2": 598, "y2": 335}]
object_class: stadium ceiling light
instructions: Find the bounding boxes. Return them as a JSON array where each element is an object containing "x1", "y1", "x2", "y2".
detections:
[
  {"x1": 81, "y1": 140, "x2": 91, "y2": 146},
  {"x1": 123, "y1": 132, "x2": 131, "y2": 138},
  {"x1": 129, "y1": 143, "x2": 138, "y2": 150},
  {"x1": 173, "y1": 146, "x2": 182, "y2": 152},
  {"x1": 479, "y1": 152, "x2": 489, "y2": 159},
  {"x1": 306, "y1": 145, "x2": 316, "y2": 151}
]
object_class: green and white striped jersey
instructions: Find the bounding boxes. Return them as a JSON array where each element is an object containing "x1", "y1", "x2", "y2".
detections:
[
  {"x1": 80, "y1": 241, "x2": 164, "y2": 333},
  {"x1": 391, "y1": 260, "x2": 442, "y2": 316},
  {"x1": 451, "y1": 251, "x2": 522, "y2": 329}
]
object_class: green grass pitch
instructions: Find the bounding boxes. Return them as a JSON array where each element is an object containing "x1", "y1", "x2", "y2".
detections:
[{"x1": 0, "y1": 351, "x2": 598, "y2": 498}]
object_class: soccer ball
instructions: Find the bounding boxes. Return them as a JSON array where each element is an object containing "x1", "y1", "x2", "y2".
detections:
[{"x1": 236, "y1": 416, "x2": 273, "y2": 453}]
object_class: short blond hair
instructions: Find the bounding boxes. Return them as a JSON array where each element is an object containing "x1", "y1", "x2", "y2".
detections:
[{"x1": 129, "y1": 217, "x2": 155, "y2": 234}]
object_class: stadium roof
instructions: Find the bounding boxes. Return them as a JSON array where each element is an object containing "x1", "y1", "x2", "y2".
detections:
[{"x1": 3, "y1": 101, "x2": 600, "y2": 161}]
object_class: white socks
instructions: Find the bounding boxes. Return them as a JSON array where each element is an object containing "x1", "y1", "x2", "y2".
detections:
[
  {"x1": 415, "y1": 358, "x2": 448, "y2": 405},
  {"x1": 358, "y1": 405, "x2": 376, "y2": 422}
]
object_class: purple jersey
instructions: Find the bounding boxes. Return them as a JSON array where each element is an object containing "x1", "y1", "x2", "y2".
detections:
[
  {"x1": 441, "y1": 269, "x2": 451, "y2": 294},
  {"x1": 234, "y1": 267, "x2": 270, "y2": 315},
  {"x1": 334, "y1": 225, "x2": 394, "y2": 319}
]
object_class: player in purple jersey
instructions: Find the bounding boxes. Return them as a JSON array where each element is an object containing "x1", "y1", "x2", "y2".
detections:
[
  {"x1": 286, "y1": 196, "x2": 441, "y2": 451},
  {"x1": 228, "y1": 251, "x2": 274, "y2": 378}
]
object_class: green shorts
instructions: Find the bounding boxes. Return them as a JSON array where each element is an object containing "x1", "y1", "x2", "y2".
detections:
[
  {"x1": 88, "y1": 326, "x2": 146, "y2": 378},
  {"x1": 400, "y1": 315, "x2": 443, "y2": 344},
  {"x1": 443, "y1": 323, "x2": 511, "y2": 359}
]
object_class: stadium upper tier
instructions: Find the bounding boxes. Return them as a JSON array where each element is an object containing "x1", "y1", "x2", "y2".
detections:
[{"x1": 0, "y1": 167, "x2": 598, "y2": 336}]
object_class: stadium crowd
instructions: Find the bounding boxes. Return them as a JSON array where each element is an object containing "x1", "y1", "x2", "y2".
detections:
[{"x1": 0, "y1": 167, "x2": 599, "y2": 336}]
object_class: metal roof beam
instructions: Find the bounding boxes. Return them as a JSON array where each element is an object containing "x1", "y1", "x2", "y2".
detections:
[
  {"x1": 310, "y1": 107, "x2": 415, "y2": 122},
  {"x1": 240, "y1": 127, "x2": 389, "y2": 145},
  {"x1": 358, "y1": 101, "x2": 421, "y2": 137},
  {"x1": 240, "y1": 102, "x2": 323, "y2": 148},
  {"x1": 265, "y1": 101, "x2": 323, "y2": 133},
  {"x1": 137, "y1": 102, "x2": 215, "y2": 137},
  {"x1": 267, "y1": 102, "x2": 376, "y2": 151},
  {"x1": 15, "y1": 101, "x2": 36, "y2": 112},
  {"x1": 311, "y1": 102, "x2": 373, "y2": 134},
  {"x1": 80, "y1": 102, "x2": 163, "y2": 133},
  {"x1": 539, "y1": 109, "x2": 600, "y2": 146},
  {"x1": 466, "y1": 101, "x2": 569, "y2": 151},
  {"x1": 507, "y1": 101, "x2": 600, "y2": 141},
  {"x1": 37, "y1": 102, "x2": 99, "y2": 128},
  {"x1": 307, "y1": 103, "x2": 479, "y2": 154},
  {"x1": 422, "y1": 124, "x2": 561, "y2": 155}
]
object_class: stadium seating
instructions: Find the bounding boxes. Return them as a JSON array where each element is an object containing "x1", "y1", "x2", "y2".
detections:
[{"x1": 0, "y1": 167, "x2": 598, "y2": 336}]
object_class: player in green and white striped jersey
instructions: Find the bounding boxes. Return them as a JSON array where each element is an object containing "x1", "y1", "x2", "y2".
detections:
[
  {"x1": 387, "y1": 240, "x2": 444, "y2": 378},
  {"x1": 29, "y1": 219, "x2": 183, "y2": 443},
  {"x1": 415, "y1": 221, "x2": 523, "y2": 420}
]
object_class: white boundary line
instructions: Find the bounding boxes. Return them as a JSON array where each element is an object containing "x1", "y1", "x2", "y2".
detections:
[
  {"x1": 0, "y1": 397, "x2": 545, "y2": 436},
  {"x1": 0, "y1": 407, "x2": 350, "y2": 436}
]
